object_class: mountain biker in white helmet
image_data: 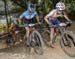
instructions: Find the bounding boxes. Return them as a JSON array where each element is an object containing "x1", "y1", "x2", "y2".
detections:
[{"x1": 44, "y1": 2, "x2": 72, "y2": 48}]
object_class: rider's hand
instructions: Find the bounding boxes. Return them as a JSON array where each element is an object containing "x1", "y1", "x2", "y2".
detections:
[
  {"x1": 67, "y1": 20, "x2": 72, "y2": 26},
  {"x1": 68, "y1": 20, "x2": 72, "y2": 23}
]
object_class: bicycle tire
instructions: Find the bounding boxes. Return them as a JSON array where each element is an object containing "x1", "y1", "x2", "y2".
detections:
[
  {"x1": 60, "y1": 31, "x2": 75, "y2": 57},
  {"x1": 29, "y1": 30, "x2": 44, "y2": 55},
  {"x1": 42, "y1": 30, "x2": 51, "y2": 46},
  {"x1": 23, "y1": 35, "x2": 31, "y2": 54},
  {"x1": 6, "y1": 34, "x2": 14, "y2": 46}
]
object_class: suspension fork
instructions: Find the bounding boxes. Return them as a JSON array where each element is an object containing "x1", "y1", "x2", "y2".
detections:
[
  {"x1": 58, "y1": 27, "x2": 66, "y2": 36},
  {"x1": 58, "y1": 27, "x2": 67, "y2": 43}
]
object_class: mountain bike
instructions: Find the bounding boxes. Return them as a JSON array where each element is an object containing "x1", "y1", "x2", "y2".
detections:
[
  {"x1": 41, "y1": 22, "x2": 75, "y2": 57},
  {"x1": 19, "y1": 23, "x2": 44, "y2": 54}
]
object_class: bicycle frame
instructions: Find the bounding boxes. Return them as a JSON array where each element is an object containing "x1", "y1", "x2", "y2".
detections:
[
  {"x1": 50, "y1": 22, "x2": 71, "y2": 36},
  {"x1": 41, "y1": 22, "x2": 71, "y2": 44}
]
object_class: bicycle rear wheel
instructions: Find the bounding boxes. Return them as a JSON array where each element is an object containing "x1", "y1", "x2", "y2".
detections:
[
  {"x1": 42, "y1": 29, "x2": 57, "y2": 47},
  {"x1": 42, "y1": 30, "x2": 51, "y2": 46},
  {"x1": 6, "y1": 34, "x2": 14, "y2": 46},
  {"x1": 30, "y1": 30, "x2": 44, "y2": 55},
  {"x1": 60, "y1": 31, "x2": 75, "y2": 57}
]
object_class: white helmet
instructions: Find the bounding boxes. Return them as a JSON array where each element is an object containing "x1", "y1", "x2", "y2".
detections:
[{"x1": 56, "y1": 2, "x2": 65, "y2": 10}]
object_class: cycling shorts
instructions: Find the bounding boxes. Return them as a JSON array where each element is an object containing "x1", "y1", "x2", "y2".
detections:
[
  {"x1": 23, "y1": 18, "x2": 35, "y2": 24},
  {"x1": 49, "y1": 19, "x2": 61, "y2": 25}
]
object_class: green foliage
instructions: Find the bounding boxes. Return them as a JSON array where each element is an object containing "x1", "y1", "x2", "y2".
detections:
[
  {"x1": 0, "y1": 23, "x2": 7, "y2": 33},
  {"x1": 0, "y1": 0, "x2": 75, "y2": 34},
  {"x1": 1, "y1": 0, "x2": 75, "y2": 15},
  {"x1": 65, "y1": 1, "x2": 75, "y2": 16}
]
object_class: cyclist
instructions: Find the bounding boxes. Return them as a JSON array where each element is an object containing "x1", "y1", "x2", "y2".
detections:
[
  {"x1": 44, "y1": 2, "x2": 72, "y2": 48},
  {"x1": 18, "y1": 3, "x2": 40, "y2": 46},
  {"x1": 9, "y1": 17, "x2": 22, "y2": 45}
]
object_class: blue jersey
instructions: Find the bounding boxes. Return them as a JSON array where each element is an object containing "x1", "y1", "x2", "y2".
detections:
[{"x1": 20, "y1": 11, "x2": 38, "y2": 20}]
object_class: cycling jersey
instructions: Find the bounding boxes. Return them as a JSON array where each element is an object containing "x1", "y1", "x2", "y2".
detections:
[
  {"x1": 46, "y1": 9, "x2": 57, "y2": 18},
  {"x1": 19, "y1": 10, "x2": 38, "y2": 24},
  {"x1": 20, "y1": 10, "x2": 38, "y2": 20},
  {"x1": 46, "y1": 9, "x2": 61, "y2": 20}
]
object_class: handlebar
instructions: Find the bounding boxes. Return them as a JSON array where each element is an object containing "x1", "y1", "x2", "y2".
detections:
[
  {"x1": 49, "y1": 22, "x2": 72, "y2": 28},
  {"x1": 18, "y1": 23, "x2": 41, "y2": 27}
]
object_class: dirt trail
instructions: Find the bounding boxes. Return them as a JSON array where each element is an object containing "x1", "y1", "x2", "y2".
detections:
[
  {"x1": 0, "y1": 43, "x2": 75, "y2": 59},
  {"x1": 0, "y1": 21, "x2": 75, "y2": 59}
]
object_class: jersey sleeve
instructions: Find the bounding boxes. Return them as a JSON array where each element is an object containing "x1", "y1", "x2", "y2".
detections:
[
  {"x1": 34, "y1": 12, "x2": 38, "y2": 16},
  {"x1": 19, "y1": 11, "x2": 26, "y2": 18}
]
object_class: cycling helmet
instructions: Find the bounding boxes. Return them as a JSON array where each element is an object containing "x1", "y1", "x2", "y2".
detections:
[
  {"x1": 28, "y1": 3, "x2": 36, "y2": 12},
  {"x1": 56, "y1": 2, "x2": 65, "y2": 10}
]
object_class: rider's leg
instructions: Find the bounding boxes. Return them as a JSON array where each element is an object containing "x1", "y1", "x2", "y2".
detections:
[
  {"x1": 10, "y1": 31, "x2": 16, "y2": 43},
  {"x1": 13, "y1": 33, "x2": 16, "y2": 42},
  {"x1": 50, "y1": 28, "x2": 55, "y2": 48},
  {"x1": 25, "y1": 27, "x2": 31, "y2": 46},
  {"x1": 25, "y1": 27, "x2": 31, "y2": 39},
  {"x1": 19, "y1": 34, "x2": 23, "y2": 43}
]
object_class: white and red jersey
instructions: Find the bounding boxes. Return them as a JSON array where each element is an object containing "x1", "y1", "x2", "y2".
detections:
[{"x1": 46, "y1": 9, "x2": 64, "y2": 20}]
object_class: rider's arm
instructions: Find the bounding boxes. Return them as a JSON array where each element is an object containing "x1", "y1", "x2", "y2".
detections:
[
  {"x1": 17, "y1": 12, "x2": 25, "y2": 24},
  {"x1": 9, "y1": 22, "x2": 14, "y2": 30},
  {"x1": 63, "y1": 12, "x2": 71, "y2": 21},
  {"x1": 34, "y1": 12, "x2": 40, "y2": 23},
  {"x1": 17, "y1": 17, "x2": 22, "y2": 24},
  {"x1": 44, "y1": 16, "x2": 50, "y2": 25},
  {"x1": 36, "y1": 15, "x2": 40, "y2": 23},
  {"x1": 44, "y1": 10, "x2": 55, "y2": 25}
]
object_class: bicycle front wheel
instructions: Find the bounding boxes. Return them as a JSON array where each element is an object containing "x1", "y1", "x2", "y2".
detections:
[
  {"x1": 60, "y1": 31, "x2": 75, "y2": 57},
  {"x1": 30, "y1": 30, "x2": 44, "y2": 55},
  {"x1": 23, "y1": 35, "x2": 31, "y2": 54}
]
